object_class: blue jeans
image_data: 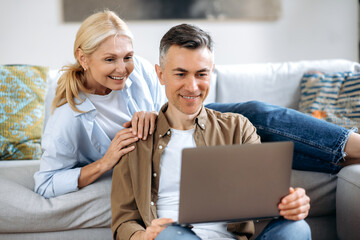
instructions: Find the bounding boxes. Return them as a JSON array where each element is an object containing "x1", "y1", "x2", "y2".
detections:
[
  {"x1": 156, "y1": 225, "x2": 200, "y2": 240},
  {"x1": 205, "y1": 101, "x2": 354, "y2": 174},
  {"x1": 255, "y1": 219, "x2": 311, "y2": 240},
  {"x1": 155, "y1": 219, "x2": 311, "y2": 240}
]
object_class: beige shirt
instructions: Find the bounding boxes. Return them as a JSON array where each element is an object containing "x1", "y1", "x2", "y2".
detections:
[{"x1": 111, "y1": 103, "x2": 261, "y2": 240}]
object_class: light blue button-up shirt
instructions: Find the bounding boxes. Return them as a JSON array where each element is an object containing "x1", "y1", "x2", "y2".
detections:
[{"x1": 34, "y1": 56, "x2": 166, "y2": 198}]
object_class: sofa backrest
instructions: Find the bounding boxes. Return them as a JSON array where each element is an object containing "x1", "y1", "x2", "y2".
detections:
[
  {"x1": 44, "y1": 59, "x2": 360, "y2": 130},
  {"x1": 43, "y1": 69, "x2": 61, "y2": 132},
  {"x1": 214, "y1": 59, "x2": 360, "y2": 109}
]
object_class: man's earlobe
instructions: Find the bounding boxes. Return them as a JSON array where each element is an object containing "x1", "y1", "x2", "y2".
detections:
[{"x1": 155, "y1": 64, "x2": 165, "y2": 85}]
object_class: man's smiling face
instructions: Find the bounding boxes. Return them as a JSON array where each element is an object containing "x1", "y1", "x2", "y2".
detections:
[{"x1": 156, "y1": 45, "x2": 214, "y2": 117}]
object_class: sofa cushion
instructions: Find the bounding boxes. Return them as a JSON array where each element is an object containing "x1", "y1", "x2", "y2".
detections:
[
  {"x1": 299, "y1": 71, "x2": 360, "y2": 130},
  {"x1": 0, "y1": 65, "x2": 48, "y2": 160},
  {"x1": 215, "y1": 59, "x2": 360, "y2": 110},
  {"x1": 0, "y1": 164, "x2": 112, "y2": 233},
  {"x1": 291, "y1": 170, "x2": 336, "y2": 217}
]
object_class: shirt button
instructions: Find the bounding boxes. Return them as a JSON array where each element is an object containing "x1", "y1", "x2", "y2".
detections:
[
  {"x1": 159, "y1": 145, "x2": 163, "y2": 150},
  {"x1": 159, "y1": 134, "x2": 162, "y2": 138},
  {"x1": 150, "y1": 201, "x2": 155, "y2": 206},
  {"x1": 201, "y1": 123, "x2": 205, "y2": 128},
  {"x1": 153, "y1": 173, "x2": 157, "y2": 177},
  {"x1": 167, "y1": 130, "x2": 171, "y2": 135}
]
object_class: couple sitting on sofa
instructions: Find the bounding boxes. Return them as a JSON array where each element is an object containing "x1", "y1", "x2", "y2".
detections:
[{"x1": 33, "y1": 10, "x2": 360, "y2": 239}]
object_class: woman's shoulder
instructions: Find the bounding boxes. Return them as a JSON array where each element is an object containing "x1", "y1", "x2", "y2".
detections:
[
  {"x1": 45, "y1": 103, "x2": 85, "y2": 134},
  {"x1": 131, "y1": 55, "x2": 157, "y2": 80},
  {"x1": 52, "y1": 103, "x2": 78, "y2": 120},
  {"x1": 133, "y1": 55, "x2": 152, "y2": 69}
]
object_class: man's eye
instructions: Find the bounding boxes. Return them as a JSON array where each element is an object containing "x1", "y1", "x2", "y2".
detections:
[
  {"x1": 176, "y1": 73, "x2": 184, "y2": 77},
  {"x1": 197, "y1": 73, "x2": 207, "y2": 77},
  {"x1": 124, "y1": 56, "x2": 133, "y2": 60}
]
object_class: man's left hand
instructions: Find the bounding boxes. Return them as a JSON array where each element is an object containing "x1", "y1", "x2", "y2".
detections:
[{"x1": 278, "y1": 187, "x2": 310, "y2": 221}]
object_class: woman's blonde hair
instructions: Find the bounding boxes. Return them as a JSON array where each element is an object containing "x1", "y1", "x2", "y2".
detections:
[{"x1": 51, "y1": 10, "x2": 133, "y2": 113}]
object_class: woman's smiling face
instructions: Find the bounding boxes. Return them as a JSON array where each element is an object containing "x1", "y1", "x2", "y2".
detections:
[{"x1": 82, "y1": 35, "x2": 134, "y2": 95}]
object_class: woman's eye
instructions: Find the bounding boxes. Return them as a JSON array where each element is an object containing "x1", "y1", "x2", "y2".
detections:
[{"x1": 105, "y1": 58, "x2": 114, "y2": 62}]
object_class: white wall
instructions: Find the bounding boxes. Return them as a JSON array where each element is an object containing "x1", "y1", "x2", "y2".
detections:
[{"x1": 0, "y1": 0, "x2": 358, "y2": 69}]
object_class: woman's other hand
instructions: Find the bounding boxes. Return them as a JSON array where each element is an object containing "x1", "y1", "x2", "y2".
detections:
[
  {"x1": 123, "y1": 111, "x2": 158, "y2": 140},
  {"x1": 78, "y1": 128, "x2": 138, "y2": 188},
  {"x1": 100, "y1": 128, "x2": 138, "y2": 171}
]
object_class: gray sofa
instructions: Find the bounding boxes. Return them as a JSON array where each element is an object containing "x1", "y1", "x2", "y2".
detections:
[{"x1": 1, "y1": 59, "x2": 359, "y2": 240}]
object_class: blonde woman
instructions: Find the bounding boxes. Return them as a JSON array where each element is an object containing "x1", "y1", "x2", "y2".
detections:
[{"x1": 34, "y1": 10, "x2": 166, "y2": 198}]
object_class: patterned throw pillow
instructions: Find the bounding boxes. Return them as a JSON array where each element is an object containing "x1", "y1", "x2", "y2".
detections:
[
  {"x1": 299, "y1": 71, "x2": 360, "y2": 130},
  {"x1": 0, "y1": 65, "x2": 48, "y2": 160}
]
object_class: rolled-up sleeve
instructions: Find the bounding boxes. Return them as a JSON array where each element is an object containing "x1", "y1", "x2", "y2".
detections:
[
  {"x1": 34, "y1": 131, "x2": 81, "y2": 198},
  {"x1": 238, "y1": 115, "x2": 261, "y2": 144}
]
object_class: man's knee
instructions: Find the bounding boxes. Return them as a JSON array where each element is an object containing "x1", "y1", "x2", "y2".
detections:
[
  {"x1": 258, "y1": 219, "x2": 311, "y2": 240},
  {"x1": 275, "y1": 219, "x2": 311, "y2": 240},
  {"x1": 287, "y1": 220, "x2": 311, "y2": 239}
]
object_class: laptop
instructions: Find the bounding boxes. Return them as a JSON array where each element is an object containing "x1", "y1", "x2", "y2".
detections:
[{"x1": 177, "y1": 141, "x2": 294, "y2": 225}]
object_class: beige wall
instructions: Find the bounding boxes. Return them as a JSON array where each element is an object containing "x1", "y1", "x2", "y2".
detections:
[{"x1": 0, "y1": 0, "x2": 358, "y2": 69}]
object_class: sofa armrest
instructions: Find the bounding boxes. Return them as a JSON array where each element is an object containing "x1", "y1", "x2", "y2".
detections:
[{"x1": 337, "y1": 165, "x2": 360, "y2": 239}]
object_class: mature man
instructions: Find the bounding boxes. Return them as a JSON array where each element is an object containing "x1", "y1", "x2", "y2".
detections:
[{"x1": 111, "y1": 23, "x2": 311, "y2": 240}]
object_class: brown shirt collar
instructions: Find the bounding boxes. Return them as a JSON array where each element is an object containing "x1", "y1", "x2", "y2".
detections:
[{"x1": 156, "y1": 103, "x2": 207, "y2": 137}]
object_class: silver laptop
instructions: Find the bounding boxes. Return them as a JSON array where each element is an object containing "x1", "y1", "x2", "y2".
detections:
[{"x1": 178, "y1": 141, "x2": 294, "y2": 224}]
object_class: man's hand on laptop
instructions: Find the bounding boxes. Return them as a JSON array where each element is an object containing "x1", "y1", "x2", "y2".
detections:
[
  {"x1": 278, "y1": 187, "x2": 310, "y2": 221},
  {"x1": 131, "y1": 218, "x2": 174, "y2": 240}
]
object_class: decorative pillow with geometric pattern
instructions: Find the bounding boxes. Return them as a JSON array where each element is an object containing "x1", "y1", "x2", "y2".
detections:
[
  {"x1": 0, "y1": 65, "x2": 48, "y2": 160},
  {"x1": 299, "y1": 71, "x2": 360, "y2": 130}
]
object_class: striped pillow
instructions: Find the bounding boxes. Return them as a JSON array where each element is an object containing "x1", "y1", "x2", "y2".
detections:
[{"x1": 299, "y1": 71, "x2": 360, "y2": 130}]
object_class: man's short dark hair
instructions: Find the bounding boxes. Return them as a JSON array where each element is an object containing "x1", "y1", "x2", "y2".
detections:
[{"x1": 159, "y1": 23, "x2": 213, "y2": 66}]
